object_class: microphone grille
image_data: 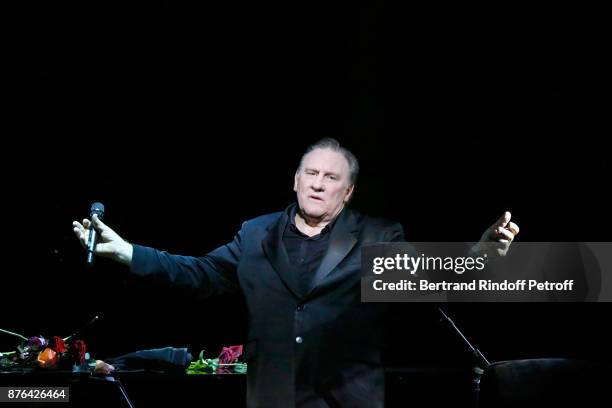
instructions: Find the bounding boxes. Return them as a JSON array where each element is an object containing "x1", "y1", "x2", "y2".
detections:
[{"x1": 90, "y1": 202, "x2": 105, "y2": 218}]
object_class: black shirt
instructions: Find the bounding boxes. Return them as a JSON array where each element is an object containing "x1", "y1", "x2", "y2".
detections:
[{"x1": 283, "y1": 204, "x2": 338, "y2": 296}]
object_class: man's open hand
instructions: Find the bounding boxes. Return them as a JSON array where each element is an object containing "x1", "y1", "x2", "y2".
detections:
[{"x1": 72, "y1": 215, "x2": 133, "y2": 265}]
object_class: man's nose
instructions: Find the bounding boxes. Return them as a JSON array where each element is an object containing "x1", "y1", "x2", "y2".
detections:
[{"x1": 311, "y1": 176, "x2": 325, "y2": 191}]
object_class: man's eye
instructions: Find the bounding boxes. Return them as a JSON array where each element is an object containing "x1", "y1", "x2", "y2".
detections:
[{"x1": 328, "y1": 175, "x2": 337, "y2": 180}]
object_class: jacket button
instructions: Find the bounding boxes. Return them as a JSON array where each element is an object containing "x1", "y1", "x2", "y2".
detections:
[
  {"x1": 295, "y1": 336, "x2": 303, "y2": 344},
  {"x1": 296, "y1": 305, "x2": 305, "y2": 311}
]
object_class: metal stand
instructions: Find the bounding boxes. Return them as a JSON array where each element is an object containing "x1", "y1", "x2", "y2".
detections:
[
  {"x1": 91, "y1": 375, "x2": 136, "y2": 408},
  {"x1": 438, "y1": 308, "x2": 490, "y2": 369},
  {"x1": 438, "y1": 308, "x2": 491, "y2": 407}
]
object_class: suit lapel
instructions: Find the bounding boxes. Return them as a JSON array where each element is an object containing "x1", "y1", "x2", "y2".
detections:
[
  {"x1": 305, "y1": 208, "x2": 359, "y2": 297},
  {"x1": 261, "y1": 209, "x2": 302, "y2": 299}
]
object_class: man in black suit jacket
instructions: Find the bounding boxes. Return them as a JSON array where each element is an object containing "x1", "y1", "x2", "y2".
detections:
[{"x1": 73, "y1": 138, "x2": 519, "y2": 407}]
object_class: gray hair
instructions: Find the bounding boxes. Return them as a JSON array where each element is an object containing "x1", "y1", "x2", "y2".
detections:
[{"x1": 298, "y1": 138, "x2": 359, "y2": 185}]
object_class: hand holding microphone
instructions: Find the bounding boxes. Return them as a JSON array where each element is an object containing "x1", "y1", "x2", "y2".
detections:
[
  {"x1": 72, "y1": 202, "x2": 133, "y2": 266},
  {"x1": 86, "y1": 202, "x2": 105, "y2": 265}
]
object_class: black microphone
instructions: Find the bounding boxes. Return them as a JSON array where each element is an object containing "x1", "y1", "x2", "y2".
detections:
[{"x1": 86, "y1": 202, "x2": 105, "y2": 266}]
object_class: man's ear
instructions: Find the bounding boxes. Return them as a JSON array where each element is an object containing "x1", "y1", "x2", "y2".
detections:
[
  {"x1": 344, "y1": 184, "x2": 355, "y2": 203},
  {"x1": 293, "y1": 171, "x2": 299, "y2": 192}
]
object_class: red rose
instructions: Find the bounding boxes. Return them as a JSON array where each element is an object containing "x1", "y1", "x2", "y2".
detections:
[
  {"x1": 49, "y1": 336, "x2": 66, "y2": 354},
  {"x1": 71, "y1": 340, "x2": 87, "y2": 365},
  {"x1": 218, "y1": 345, "x2": 243, "y2": 365}
]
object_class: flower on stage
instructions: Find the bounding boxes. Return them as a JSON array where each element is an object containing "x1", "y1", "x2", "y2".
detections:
[
  {"x1": 37, "y1": 348, "x2": 59, "y2": 369},
  {"x1": 0, "y1": 317, "x2": 112, "y2": 374},
  {"x1": 26, "y1": 336, "x2": 47, "y2": 350},
  {"x1": 49, "y1": 336, "x2": 66, "y2": 354},
  {"x1": 1, "y1": 329, "x2": 92, "y2": 372},
  {"x1": 218, "y1": 345, "x2": 243, "y2": 365},
  {"x1": 71, "y1": 340, "x2": 87, "y2": 365},
  {"x1": 186, "y1": 345, "x2": 247, "y2": 375}
]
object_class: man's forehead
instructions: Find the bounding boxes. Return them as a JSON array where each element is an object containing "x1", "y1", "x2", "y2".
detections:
[{"x1": 302, "y1": 148, "x2": 349, "y2": 173}]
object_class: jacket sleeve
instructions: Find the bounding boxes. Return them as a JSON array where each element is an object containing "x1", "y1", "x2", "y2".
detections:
[
  {"x1": 385, "y1": 222, "x2": 405, "y2": 242},
  {"x1": 129, "y1": 223, "x2": 245, "y2": 298}
]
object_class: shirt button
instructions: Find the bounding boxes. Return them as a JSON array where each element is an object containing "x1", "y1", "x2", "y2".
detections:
[
  {"x1": 296, "y1": 305, "x2": 305, "y2": 312},
  {"x1": 295, "y1": 336, "x2": 303, "y2": 344}
]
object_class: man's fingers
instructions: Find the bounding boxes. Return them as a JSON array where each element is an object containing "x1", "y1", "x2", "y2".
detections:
[
  {"x1": 91, "y1": 214, "x2": 108, "y2": 232},
  {"x1": 475, "y1": 240, "x2": 508, "y2": 256},
  {"x1": 72, "y1": 221, "x2": 86, "y2": 237},
  {"x1": 82, "y1": 216, "x2": 112, "y2": 237},
  {"x1": 72, "y1": 225, "x2": 88, "y2": 248},
  {"x1": 507, "y1": 221, "x2": 520, "y2": 237},
  {"x1": 94, "y1": 242, "x2": 113, "y2": 255},
  {"x1": 494, "y1": 227, "x2": 515, "y2": 242},
  {"x1": 494, "y1": 211, "x2": 511, "y2": 228},
  {"x1": 72, "y1": 221, "x2": 85, "y2": 232},
  {"x1": 478, "y1": 213, "x2": 518, "y2": 257}
]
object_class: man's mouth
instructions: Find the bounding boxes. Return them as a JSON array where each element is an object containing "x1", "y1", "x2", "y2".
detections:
[{"x1": 308, "y1": 195, "x2": 324, "y2": 202}]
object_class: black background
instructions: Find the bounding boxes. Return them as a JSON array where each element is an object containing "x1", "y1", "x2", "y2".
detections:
[{"x1": 2, "y1": 4, "x2": 610, "y2": 367}]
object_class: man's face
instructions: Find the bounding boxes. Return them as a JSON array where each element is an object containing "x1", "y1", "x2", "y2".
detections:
[{"x1": 294, "y1": 148, "x2": 354, "y2": 221}]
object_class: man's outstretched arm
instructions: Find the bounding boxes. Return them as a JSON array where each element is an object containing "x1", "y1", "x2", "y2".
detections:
[{"x1": 72, "y1": 215, "x2": 242, "y2": 297}]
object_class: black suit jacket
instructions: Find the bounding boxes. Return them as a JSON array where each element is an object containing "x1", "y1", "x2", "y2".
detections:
[{"x1": 131, "y1": 204, "x2": 404, "y2": 408}]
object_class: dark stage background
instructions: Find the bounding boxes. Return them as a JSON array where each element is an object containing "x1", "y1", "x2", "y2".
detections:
[{"x1": 3, "y1": 4, "x2": 611, "y2": 369}]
